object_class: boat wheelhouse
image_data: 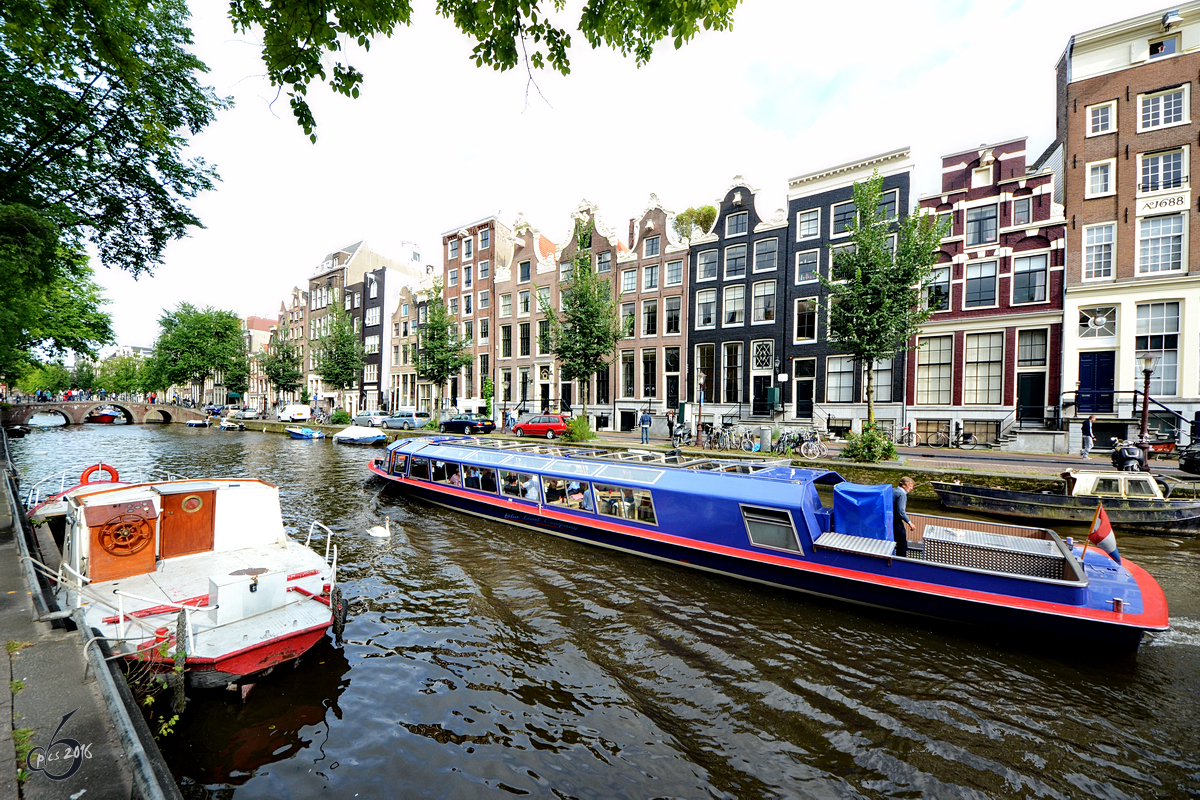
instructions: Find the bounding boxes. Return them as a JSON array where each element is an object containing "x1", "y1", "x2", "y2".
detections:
[{"x1": 369, "y1": 437, "x2": 1168, "y2": 649}]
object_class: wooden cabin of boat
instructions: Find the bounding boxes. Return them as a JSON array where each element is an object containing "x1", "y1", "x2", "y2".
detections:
[{"x1": 1061, "y1": 470, "x2": 1168, "y2": 500}]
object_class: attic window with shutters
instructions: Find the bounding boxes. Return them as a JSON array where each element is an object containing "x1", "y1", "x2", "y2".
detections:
[{"x1": 1150, "y1": 35, "x2": 1178, "y2": 59}]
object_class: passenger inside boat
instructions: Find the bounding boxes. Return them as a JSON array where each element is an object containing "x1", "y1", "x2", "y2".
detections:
[
  {"x1": 543, "y1": 479, "x2": 566, "y2": 504},
  {"x1": 594, "y1": 484, "x2": 656, "y2": 524},
  {"x1": 566, "y1": 481, "x2": 593, "y2": 512},
  {"x1": 465, "y1": 467, "x2": 482, "y2": 489}
]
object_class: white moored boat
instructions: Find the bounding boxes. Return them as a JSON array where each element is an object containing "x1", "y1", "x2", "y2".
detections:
[{"x1": 25, "y1": 464, "x2": 344, "y2": 688}]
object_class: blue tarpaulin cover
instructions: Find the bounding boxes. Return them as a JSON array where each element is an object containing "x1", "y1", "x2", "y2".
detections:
[{"x1": 831, "y1": 483, "x2": 894, "y2": 540}]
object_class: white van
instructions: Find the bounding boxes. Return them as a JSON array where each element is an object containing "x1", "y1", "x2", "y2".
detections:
[{"x1": 277, "y1": 404, "x2": 312, "y2": 422}]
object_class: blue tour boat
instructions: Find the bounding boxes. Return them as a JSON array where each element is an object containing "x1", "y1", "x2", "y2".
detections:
[
  {"x1": 368, "y1": 437, "x2": 1169, "y2": 649},
  {"x1": 286, "y1": 426, "x2": 325, "y2": 440}
]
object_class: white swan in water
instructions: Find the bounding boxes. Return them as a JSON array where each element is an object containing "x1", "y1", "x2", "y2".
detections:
[{"x1": 367, "y1": 516, "x2": 391, "y2": 538}]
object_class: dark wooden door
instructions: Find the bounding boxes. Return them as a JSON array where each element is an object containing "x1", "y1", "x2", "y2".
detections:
[
  {"x1": 752, "y1": 375, "x2": 771, "y2": 415},
  {"x1": 1078, "y1": 352, "x2": 1115, "y2": 414},
  {"x1": 159, "y1": 490, "x2": 215, "y2": 558},
  {"x1": 1017, "y1": 373, "x2": 1046, "y2": 422}
]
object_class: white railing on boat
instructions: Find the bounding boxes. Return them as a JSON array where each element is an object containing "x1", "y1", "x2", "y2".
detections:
[{"x1": 24, "y1": 465, "x2": 186, "y2": 507}]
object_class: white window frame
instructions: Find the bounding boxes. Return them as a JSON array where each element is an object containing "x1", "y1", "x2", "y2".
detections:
[
  {"x1": 448, "y1": 239, "x2": 459, "y2": 260},
  {"x1": 479, "y1": 259, "x2": 489, "y2": 279},
  {"x1": 665, "y1": 259, "x2": 683, "y2": 286},
  {"x1": 479, "y1": 228, "x2": 490, "y2": 249},
  {"x1": 644, "y1": 235, "x2": 661, "y2": 258},
  {"x1": 726, "y1": 211, "x2": 748, "y2": 237},
  {"x1": 796, "y1": 208, "x2": 820, "y2": 241},
  {"x1": 696, "y1": 250, "x2": 718, "y2": 282},
  {"x1": 479, "y1": 290, "x2": 489, "y2": 309},
  {"x1": 664, "y1": 295, "x2": 682, "y2": 335},
  {"x1": 751, "y1": 280, "x2": 776, "y2": 325},
  {"x1": 963, "y1": 331, "x2": 1004, "y2": 406},
  {"x1": 641, "y1": 298, "x2": 658, "y2": 337},
  {"x1": 722, "y1": 284, "x2": 745, "y2": 327},
  {"x1": 1011, "y1": 252, "x2": 1050, "y2": 306},
  {"x1": 753, "y1": 238, "x2": 778, "y2": 273},
  {"x1": 825, "y1": 355, "x2": 855, "y2": 403},
  {"x1": 1137, "y1": 85, "x2": 1190, "y2": 133},
  {"x1": 964, "y1": 260, "x2": 999, "y2": 309},
  {"x1": 1083, "y1": 223, "x2": 1116, "y2": 281},
  {"x1": 1085, "y1": 159, "x2": 1116, "y2": 199},
  {"x1": 795, "y1": 249, "x2": 819, "y2": 284},
  {"x1": 518, "y1": 290, "x2": 531, "y2": 317},
  {"x1": 643, "y1": 263, "x2": 659, "y2": 291},
  {"x1": 695, "y1": 289, "x2": 716, "y2": 330},
  {"x1": 622, "y1": 269, "x2": 637, "y2": 294},
  {"x1": 449, "y1": 269, "x2": 458, "y2": 287},
  {"x1": 793, "y1": 297, "x2": 818, "y2": 343},
  {"x1": 724, "y1": 243, "x2": 748, "y2": 279},
  {"x1": 1086, "y1": 100, "x2": 1117, "y2": 137},
  {"x1": 1137, "y1": 146, "x2": 1188, "y2": 194},
  {"x1": 1136, "y1": 212, "x2": 1188, "y2": 274},
  {"x1": 831, "y1": 200, "x2": 856, "y2": 238},
  {"x1": 1012, "y1": 197, "x2": 1033, "y2": 227},
  {"x1": 463, "y1": 293, "x2": 473, "y2": 316},
  {"x1": 500, "y1": 293, "x2": 512, "y2": 317},
  {"x1": 463, "y1": 237, "x2": 473, "y2": 261},
  {"x1": 916, "y1": 335, "x2": 953, "y2": 406}
]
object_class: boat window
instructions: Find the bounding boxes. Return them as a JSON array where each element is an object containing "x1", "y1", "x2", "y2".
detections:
[
  {"x1": 410, "y1": 458, "x2": 430, "y2": 481},
  {"x1": 741, "y1": 506, "x2": 801, "y2": 553},
  {"x1": 543, "y1": 460, "x2": 603, "y2": 477},
  {"x1": 500, "y1": 470, "x2": 540, "y2": 502},
  {"x1": 541, "y1": 478, "x2": 596, "y2": 512},
  {"x1": 390, "y1": 454, "x2": 408, "y2": 476},
  {"x1": 1094, "y1": 478, "x2": 1122, "y2": 495},
  {"x1": 597, "y1": 465, "x2": 663, "y2": 485},
  {"x1": 463, "y1": 466, "x2": 497, "y2": 493},
  {"x1": 432, "y1": 461, "x2": 462, "y2": 486},
  {"x1": 1125, "y1": 477, "x2": 1156, "y2": 497},
  {"x1": 594, "y1": 484, "x2": 657, "y2": 524},
  {"x1": 505, "y1": 455, "x2": 550, "y2": 471},
  {"x1": 471, "y1": 450, "x2": 515, "y2": 465}
]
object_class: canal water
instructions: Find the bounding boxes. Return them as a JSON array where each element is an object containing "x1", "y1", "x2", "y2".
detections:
[{"x1": 10, "y1": 421, "x2": 1200, "y2": 799}]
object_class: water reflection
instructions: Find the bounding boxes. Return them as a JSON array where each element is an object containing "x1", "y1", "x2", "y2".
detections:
[{"x1": 9, "y1": 425, "x2": 1200, "y2": 799}]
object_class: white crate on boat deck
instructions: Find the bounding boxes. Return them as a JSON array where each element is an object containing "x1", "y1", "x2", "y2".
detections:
[{"x1": 208, "y1": 570, "x2": 286, "y2": 626}]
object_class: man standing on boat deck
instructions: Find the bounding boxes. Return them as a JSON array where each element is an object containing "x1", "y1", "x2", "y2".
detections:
[
  {"x1": 639, "y1": 409, "x2": 652, "y2": 444},
  {"x1": 893, "y1": 477, "x2": 915, "y2": 558},
  {"x1": 1081, "y1": 415, "x2": 1096, "y2": 459}
]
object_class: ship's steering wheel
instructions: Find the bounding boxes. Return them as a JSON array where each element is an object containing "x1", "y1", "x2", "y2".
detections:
[{"x1": 97, "y1": 514, "x2": 152, "y2": 556}]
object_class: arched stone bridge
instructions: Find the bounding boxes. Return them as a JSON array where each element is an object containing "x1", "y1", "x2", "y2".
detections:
[{"x1": 3, "y1": 402, "x2": 211, "y2": 426}]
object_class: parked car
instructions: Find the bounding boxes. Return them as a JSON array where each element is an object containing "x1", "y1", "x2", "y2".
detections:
[
  {"x1": 513, "y1": 413, "x2": 570, "y2": 439},
  {"x1": 353, "y1": 410, "x2": 388, "y2": 427},
  {"x1": 205, "y1": 405, "x2": 227, "y2": 417},
  {"x1": 1180, "y1": 444, "x2": 1200, "y2": 476},
  {"x1": 237, "y1": 407, "x2": 263, "y2": 419},
  {"x1": 382, "y1": 409, "x2": 431, "y2": 430},
  {"x1": 277, "y1": 404, "x2": 312, "y2": 422},
  {"x1": 438, "y1": 413, "x2": 496, "y2": 435}
]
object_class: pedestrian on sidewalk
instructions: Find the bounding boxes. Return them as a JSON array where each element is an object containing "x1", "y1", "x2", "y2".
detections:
[
  {"x1": 893, "y1": 477, "x2": 916, "y2": 558},
  {"x1": 639, "y1": 409, "x2": 652, "y2": 444},
  {"x1": 1081, "y1": 415, "x2": 1096, "y2": 459}
]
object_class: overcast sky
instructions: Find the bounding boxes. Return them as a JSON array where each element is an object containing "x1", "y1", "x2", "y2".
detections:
[{"x1": 97, "y1": 0, "x2": 1167, "y2": 349}]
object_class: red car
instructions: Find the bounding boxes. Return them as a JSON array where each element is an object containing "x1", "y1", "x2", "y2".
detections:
[{"x1": 513, "y1": 413, "x2": 570, "y2": 439}]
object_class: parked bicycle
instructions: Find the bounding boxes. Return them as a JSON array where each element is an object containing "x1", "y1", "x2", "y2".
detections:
[
  {"x1": 895, "y1": 425, "x2": 921, "y2": 447},
  {"x1": 800, "y1": 429, "x2": 830, "y2": 460},
  {"x1": 926, "y1": 426, "x2": 979, "y2": 449}
]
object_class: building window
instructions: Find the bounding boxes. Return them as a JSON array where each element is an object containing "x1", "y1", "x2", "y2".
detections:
[
  {"x1": 795, "y1": 250, "x2": 818, "y2": 283},
  {"x1": 621, "y1": 350, "x2": 635, "y2": 397},
  {"x1": 1013, "y1": 197, "x2": 1032, "y2": 226},
  {"x1": 1087, "y1": 160, "x2": 1114, "y2": 197},
  {"x1": 365, "y1": 335, "x2": 381, "y2": 354},
  {"x1": 622, "y1": 302, "x2": 635, "y2": 337},
  {"x1": 917, "y1": 336, "x2": 953, "y2": 405},
  {"x1": 364, "y1": 363, "x2": 379, "y2": 383},
  {"x1": 463, "y1": 238, "x2": 473, "y2": 260},
  {"x1": 479, "y1": 290, "x2": 489, "y2": 308},
  {"x1": 723, "y1": 284, "x2": 745, "y2": 326},
  {"x1": 1136, "y1": 302, "x2": 1180, "y2": 395},
  {"x1": 449, "y1": 239, "x2": 459, "y2": 259},
  {"x1": 519, "y1": 290, "x2": 531, "y2": 314},
  {"x1": 1084, "y1": 224, "x2": 1115, "y2": 279},
  {"x1": 518, "y1": 323, "x2": 530, "y2": 356},
  {"x1": 826, "y1": 355, "x2": 854, "y2": 403},
  {"x1": 643, "y1": 264, "x2": 659, "y2": 291},
  {"x1": 365, "y1": 306, "x2": 381, "y2": 326},
  {"x1": 501, "y1": 293, "x2": 512, "y2": 316},
  {"x1": 642, "y1": 299, "x2": 658, "y2": 336},
  {"x1": 963, "y1": 332, "x2": 1003, "y2": 404},
  {"x1": 595, "y1": 368, "x2": 609, "y2": 404},
  {"x1": 832, "y1": 200, "x2": 856, "y2": 235},
  {"x1": 537, "y1": 286, "x2": 550, "y2": 312},
  {"x1": 972, "y1": 166, "x2": 993, "y2": 188},
  {"x1": 1017, "y1": 329, "x2": 1048, "y2": 367},
  {"x1": 393, "y1": 343, "x2": 400, "y2": 363},
  {"x1": 964, "y1": 261, "x2": 997, "y2": 307},
  {"x1": 794, "y1": 298, "x2": 817, "y2": 342},
  {"x1": 1139, "y1": 214, "x2": 1184, "y2": 273},
  {"x1": 927, "y1": 266, "x2": 950, "y2": 311},
  {"x1": 463, "y1": 320, "x2": 474, "y2": 343},
  {"x1": 642, "y1": 349, "x2": 657, "y2": 398},
  {"x1": 1140, "y1": 87, "x2": 1186, "y2": 131},
  {"x1": 449, "y1": 269, "x2": 458, "y2": 287},
  {"x1": 1079, "y1": 306, "x2": 1117, "y2": 338},
  {"x1": 464, "y1": 295, "x2": 473, "y2": 315},
  {"x1": 644, "y1": 235, "x2": 660, "y2": 258},
  {"x1": 478, "y1": 260, "x2": 489, "y2": 280},
  {"x1": 697, "y1": 250, "x2": 717, "y2": 280},
  {"x1": 753, "y1": 239, "x2": 778, "y2": 272},
  {"x1": 1150, "y1": 35, "x2": 1178, "y2": 59},
  {"x1": 752, "y1": 281, "x2": 775, "y2": 323},
  {"x1": 449, "y1": 298, "x2": 458, "y2": 315},
  {"x1": 501, "y1": 325, "x2": 512, "y2": 357},
  {"x1": 723, "y1": 342, "x2": 742, "y2": 403},
  {"x1": 966, "y1": 205, "x2": 998, "y2": 246},
  {"x1": 665, "y1": 260, "x2": 682, "y2": 286},
  {"x1": 1141, "y1": 150, "x2": 1184, "y2": 192},
  {"x1": 596, "y1": 251, "x2": 611, "y2": 273},
  {"x1": 752, "y1": 339, "x2": 773, "y2": 371},
  {"x1": 871, "y1": 359, "x2": 893, "y2": 403},
  {"x1": 479, "y1": 229, "x2": 490, "y2": 249},
  {"x1": 696, "y1": 289, "x2": 716, "y2": 329},
  {"x1": 696, "y1": 344, "x2": 714, "y2": 399},
  {"x1": 622, "y1": 269, "x2": 637, "y2": 293},
  {"x1": 726, "y1": 211, "x2": 748, "y2": 236},
  {"x1": 1088, "y1": 101, "x2": 1115, "y2": 135},
  {"x1": 368, "y1": 278, "x2": 378, "y2": 299},
  {"x1": 725, "y1": 244, "x2": 747, "y2": 278},
  {"x1": 519, "y1": 260, "x2": 531, "y2": 282},
  {"x1": 665, "y1": 296, "x2": 681, "y2": 334},
  {"x1": 537, "y1": 320, "x2": 550, "y2": 354},
  {"x1": 1013, "y1": 253, "x2": 1048, "y2": 304},
  {"x1": 797, "y1": 209, "x2": 820, "y2": 239},
  {"x1": 878, "y1": 189, "x2": 898, "y2": 221},
  {"x1": 479, "y1": 318, "x2": 489, "y2": 343}
]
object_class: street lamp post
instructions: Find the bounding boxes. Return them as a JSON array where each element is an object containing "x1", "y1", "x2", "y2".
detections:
[{"x1": 1137, "y1": 351, "x2": 1160, "y2": 467}]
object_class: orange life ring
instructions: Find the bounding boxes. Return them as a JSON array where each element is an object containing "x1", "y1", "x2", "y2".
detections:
[{"x1": 80, "y1": 463, "x2": 119, "y2": 483}]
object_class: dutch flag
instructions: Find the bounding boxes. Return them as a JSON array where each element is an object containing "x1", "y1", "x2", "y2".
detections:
[{"x1": 1087, "y1": 503, "x2": 1121, "y2": 564}]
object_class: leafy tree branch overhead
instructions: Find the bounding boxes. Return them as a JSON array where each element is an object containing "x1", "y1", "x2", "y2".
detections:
[{"x1": 228, "y1": 0, "x2": 743, "y2": 141}]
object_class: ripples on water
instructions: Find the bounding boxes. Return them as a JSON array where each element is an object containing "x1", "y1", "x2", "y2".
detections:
[{"x1": 11, "y1": 422, "x2": 1200, "y2": 799}]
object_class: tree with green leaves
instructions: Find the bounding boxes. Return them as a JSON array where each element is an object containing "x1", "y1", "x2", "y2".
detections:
[
  {"x1": 820, "y1": 171, "x2": 944, "y2": 428},
  {"x1": 314, "y1": 302, "x2": 364, "y2": 411},
  {"x1": 417, "y1": 280, "x2": 471, "y2": 422},
  {"x1": 261, "y1": 336, "x2": 304, "y2": 401},
  {"x1": 96, "y1": 354, "x2": 144, "y2": 398},
  {"x1": 538, "y1": 219, "x2": 629, "y2": 430},
  {"x1": 148, "y1": 303, "x2": 245, "y2": 402},
  {"x1": 16, "y1": 360, "x2": 71, "y2": 395},
  {"x1": 223, "y1": 342, "x2": 251, "y2": 402},
  {"x1": 672, "y1": 205, "x2": 717, "y2": 242},
  {"x1": 227, "y1": 0, "x2": 742, "y2": 140},
  {"x1": 72, "y1": 359, "x2": 97, "y2": 391},
  {"x1": 0, "y1": 203, "x2": 114, "y2": 382}
]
